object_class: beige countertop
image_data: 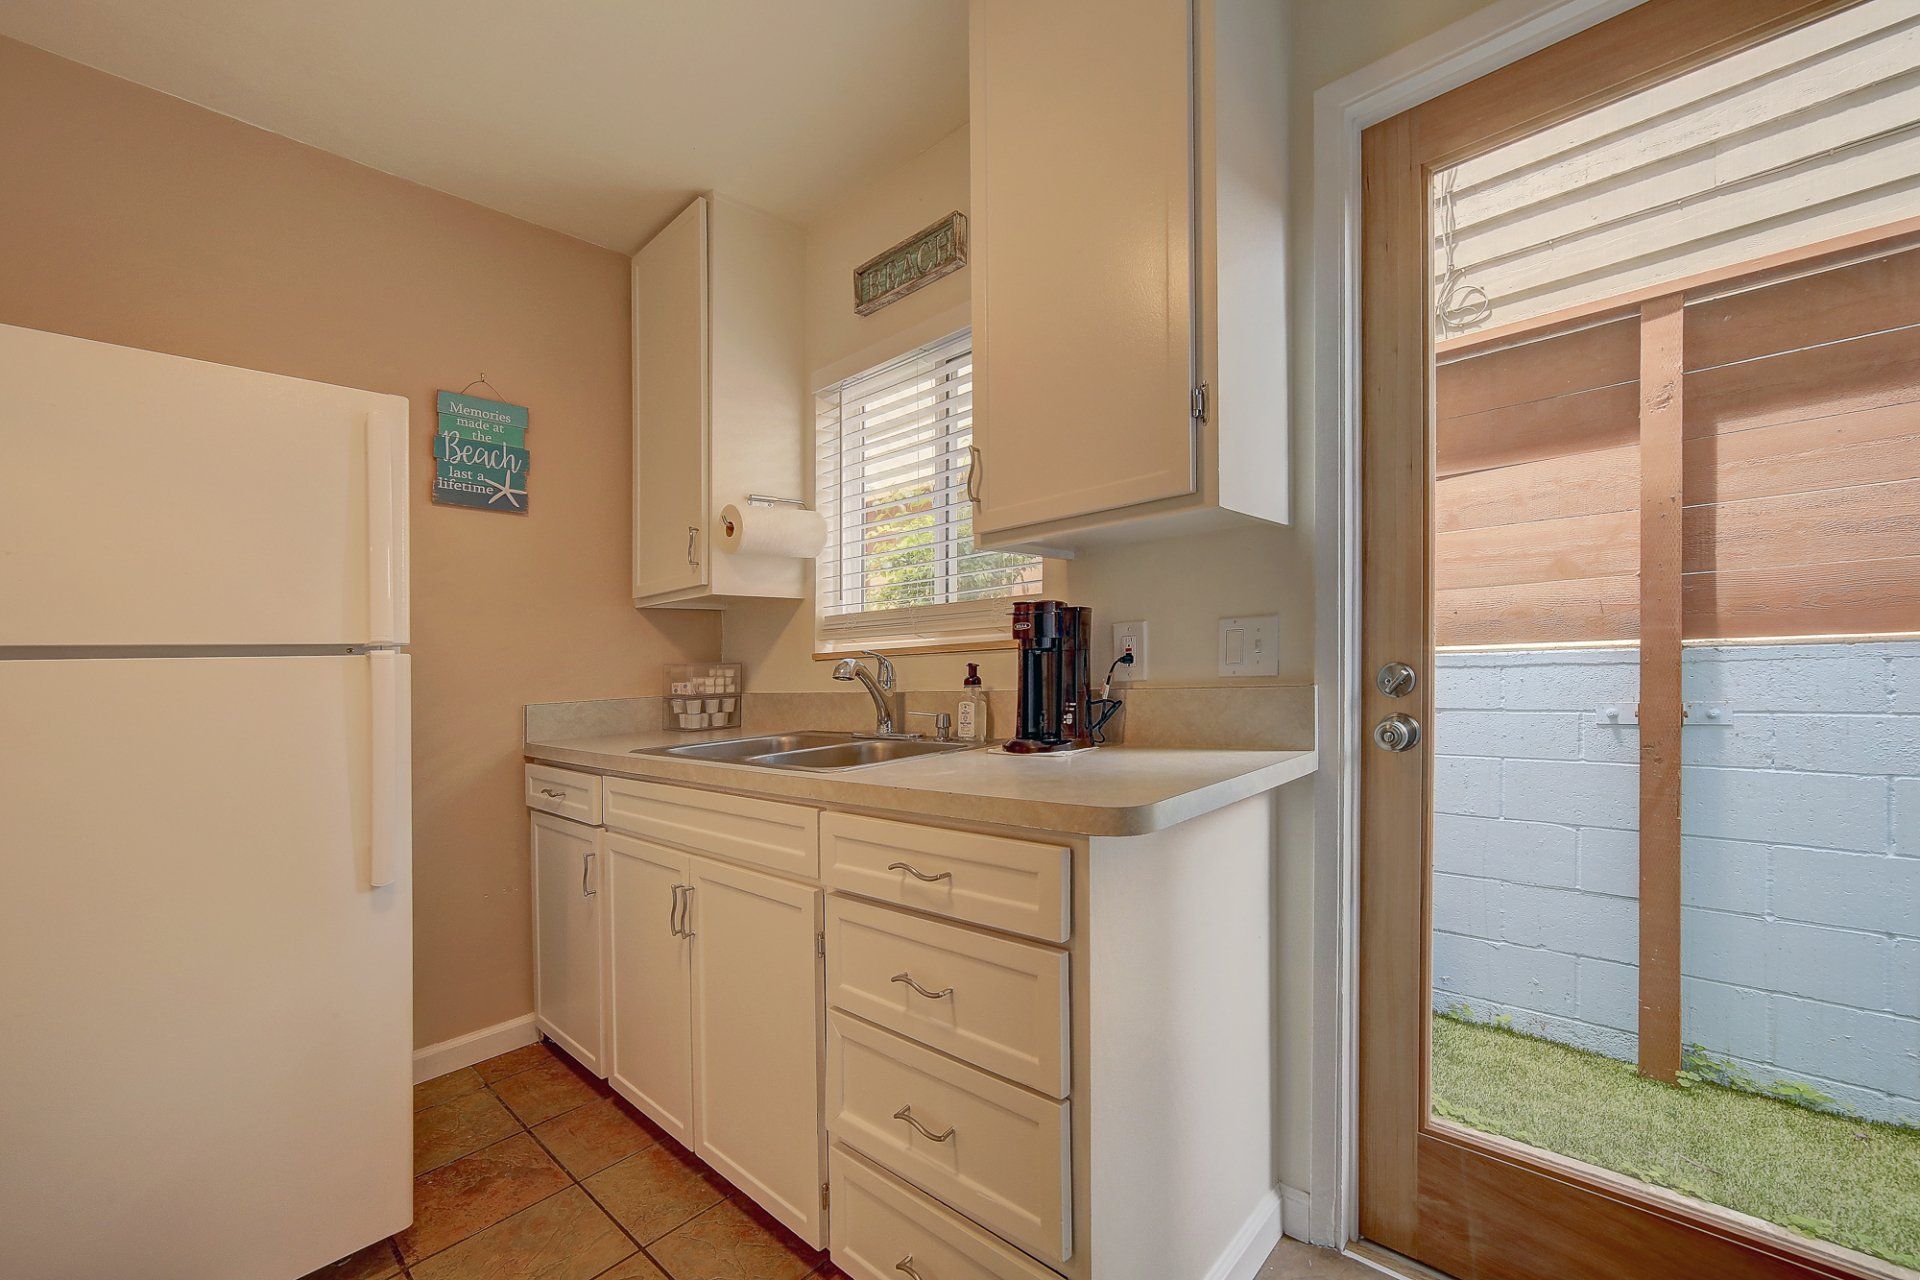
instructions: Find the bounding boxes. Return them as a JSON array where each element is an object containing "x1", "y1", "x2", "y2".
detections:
[{"x1": 524, "y1": 727, "x2": 1317, "y2": 837}]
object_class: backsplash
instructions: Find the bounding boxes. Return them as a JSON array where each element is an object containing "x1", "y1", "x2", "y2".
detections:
[{"x1": 526, "y1": 683, "x2": 1314, "y2": 751}]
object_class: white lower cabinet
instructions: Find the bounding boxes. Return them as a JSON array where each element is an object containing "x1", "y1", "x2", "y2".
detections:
[
  {"x1": 604, "y1": 831, "x2": 696, "y2": 1144},
  {"x1": 600, "y1": 826, "x2": 827, "y2": 1248},
  {"x1": 689, "y1": 859, "x2": 826, "y2": 1246},
  {"x1": 530, "y1": 811, "x2": 604, "y2": 1074},
  {"x1": 829, "y1": 1145, "x2": 1058, "y2": 1280}
]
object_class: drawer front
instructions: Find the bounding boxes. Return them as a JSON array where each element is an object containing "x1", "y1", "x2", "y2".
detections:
[
  {"x1": 827, "y1": 1012, "x2": 1070, "y2": 1266},
  {"x1": 829, "y1": 1145, "x2": 1058, "y2": 1280},
  {"x1": 823, "y1": 813, "x2": 1069, "y2": 943},
  {"x1": 604, "y1": 777, "x2": 819, "y2": 880},
  {"x1": 525, "y1": 763, "x2": 603, "y2": 825},
  {"x1": 827, "y1": 896, "x2": 1068, "y2": 1098}
]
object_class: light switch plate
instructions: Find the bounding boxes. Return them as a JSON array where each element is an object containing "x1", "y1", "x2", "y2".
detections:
[
  {"x1": 1111, "y1": 620, "x2": 1147, "y2": 681},
  {"x1": 1218, "y1": 615, "x2": 1280, "y2": 677}
]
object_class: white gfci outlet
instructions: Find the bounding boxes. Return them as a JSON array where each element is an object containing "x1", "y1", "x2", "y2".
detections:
[
  {"x1": 1111, "y1": 620, "x2": 1148, "y2": 681},
  {"x1": 1218, "y1": 614, "x2": 1280, "y2": 677}
]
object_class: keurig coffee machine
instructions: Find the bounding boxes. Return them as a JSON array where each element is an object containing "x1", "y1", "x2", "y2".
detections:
[{"x1": 1007, "y1": 600, "x2": 1094, "y2": 753}]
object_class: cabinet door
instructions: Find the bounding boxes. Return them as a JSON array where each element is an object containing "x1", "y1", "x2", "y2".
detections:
[
  {"x1": 632, "y1": 196, "x2": 710, "y2": 601},
  {"x1": 971, "y1": 0, "x2": 1197, "y2": 535},
  {"x1": 531, "y1": 813, "x2": 604, "y2": 1075},
  {"x1": 688, "y1": 859, "x2": 826, "y2": 1247},
  {"x1": 603, "y1": 831, "x2": 696, "y2": 1144}
]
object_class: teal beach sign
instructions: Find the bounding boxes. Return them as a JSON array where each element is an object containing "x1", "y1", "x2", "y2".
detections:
[{"x1": 433, "y1": 391, "x2": 529, "y2": 512}]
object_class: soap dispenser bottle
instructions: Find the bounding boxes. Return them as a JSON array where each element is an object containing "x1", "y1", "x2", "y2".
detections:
[{"x1": 957, "y1": 662, "x2": 989, "y2": 743}]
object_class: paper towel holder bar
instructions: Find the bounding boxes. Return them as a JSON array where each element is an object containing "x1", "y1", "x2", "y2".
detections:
[{"x1": 746, "y1": 493, "x2": 809, "y2": 509}]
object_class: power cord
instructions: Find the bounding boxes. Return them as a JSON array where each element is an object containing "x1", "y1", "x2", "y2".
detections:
[{"x1": 1089, "y1": 651, "x2": 1132, "y2": 744}]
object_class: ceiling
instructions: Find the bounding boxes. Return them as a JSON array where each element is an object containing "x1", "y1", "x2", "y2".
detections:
[{"x1": 0, "y1": 0, "x2": 969, "y2": 252}]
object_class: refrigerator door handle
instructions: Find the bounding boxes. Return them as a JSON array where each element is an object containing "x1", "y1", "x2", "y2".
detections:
[
  {"x1": 365, "y1": 402, "x2": 410, "y2": 646},
  {"x1": 368, "y1": 650, "x2": 412, "y2": 890}
]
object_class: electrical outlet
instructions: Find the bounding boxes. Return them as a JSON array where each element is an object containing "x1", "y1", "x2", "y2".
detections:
[
  {"x1": 1111, "y1": 620, "x2": 1148, "y2": 681},
  {"x1": 1219, "y1": 615, "x2": 1280, "y2": 677}
]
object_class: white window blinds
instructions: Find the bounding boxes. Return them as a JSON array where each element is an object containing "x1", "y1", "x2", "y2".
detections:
[{"x1": 815, "y1": 330, "x2": 1041, "y2": 648}]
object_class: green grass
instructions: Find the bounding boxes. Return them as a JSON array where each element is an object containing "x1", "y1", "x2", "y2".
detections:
[{"x1": 1430, "y1": 1012, "x2": 1920, "y2": 1271}]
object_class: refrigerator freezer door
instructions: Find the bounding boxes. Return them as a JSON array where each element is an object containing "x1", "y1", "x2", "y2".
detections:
[
  {"x1": 0, "y1": 323, "x2": 408, "y2": 647},
  {"x1": 0, "y1": 655, "x2": 412, "y2": 1280}
]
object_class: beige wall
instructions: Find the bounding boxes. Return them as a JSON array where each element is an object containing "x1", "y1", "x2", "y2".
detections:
[{"x1": 0, "y1": 36, "x2": 721, "y2": 1049}]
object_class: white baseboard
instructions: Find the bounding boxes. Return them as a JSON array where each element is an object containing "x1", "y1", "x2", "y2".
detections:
[
  {"x1": 412, "y1": 1013, "x2": 539, "y2": 1084},
  {"x1": 1280, "y1": 1184, "x2": 1313, "y2": 1241},
  {"x1": 1205, "y1": 1188, "x2": 1283, "y2": 1280}
]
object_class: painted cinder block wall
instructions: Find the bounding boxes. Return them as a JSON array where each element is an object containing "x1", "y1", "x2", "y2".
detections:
[{"x1": 1430, "y1": 640, "x2": 1920, "y2": 1126}]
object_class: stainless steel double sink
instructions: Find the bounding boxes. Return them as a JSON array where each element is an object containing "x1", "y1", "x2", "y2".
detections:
[{"x1": 631, "y1": 730, "x2": 975, "y2": 772}]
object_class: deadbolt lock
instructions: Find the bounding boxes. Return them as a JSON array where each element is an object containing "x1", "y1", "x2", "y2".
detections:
[{"x1": 1376, "y1": 662, "x2": 1418, "y2": 697}]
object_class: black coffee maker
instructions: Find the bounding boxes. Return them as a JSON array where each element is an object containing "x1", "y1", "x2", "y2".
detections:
[{"x1": 1007, "y1": 600, "x2": 1094, "y2": 753}]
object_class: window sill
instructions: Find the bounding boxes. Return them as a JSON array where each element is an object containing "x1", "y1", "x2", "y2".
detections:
[{"x1": 812, "y1": 636, "x2": 1018, "y2": 662}]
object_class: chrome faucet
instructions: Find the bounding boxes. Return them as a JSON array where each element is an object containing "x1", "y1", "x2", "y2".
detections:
[{"x1": 832, "y1": 651, "x2": 907, "y2": 737}]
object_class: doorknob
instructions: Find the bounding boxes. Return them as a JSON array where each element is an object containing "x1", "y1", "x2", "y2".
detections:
[
  {"x1": 1376, "y1": 662, "x2": 1418, "y2": 697},
  {"x1": 1372, "y1": 713, "x2": 1421, "y2": 752}
]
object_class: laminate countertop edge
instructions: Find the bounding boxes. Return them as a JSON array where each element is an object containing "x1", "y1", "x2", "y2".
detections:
[{"x1": 523, "y1": 734, "x2": 1318, "y2": 837}]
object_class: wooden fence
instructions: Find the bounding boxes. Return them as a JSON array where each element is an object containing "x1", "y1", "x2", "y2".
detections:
[{"x1": 1436, "y1": 220, "x2": 1920, "y2": 650}]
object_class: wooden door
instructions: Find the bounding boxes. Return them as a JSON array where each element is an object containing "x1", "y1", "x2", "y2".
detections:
[
  {"x1": 530, "y1": 812, "x2": 604, "y2": 1074},
  {"x1": 1357, "y1": 3, "x2": 1879, "y2": 1279},
  {"x1": 969, "y1": 0, "x2": 1197, "y2": 538},
  {"x1": 603, "y1": 830, "x2": 695, "y2": 1144},
  {"x1": 688, "y1": 857, "x2": 826, "y2": 1247},
  {"x1": 631, "y1": 196, "x2": 709, "y2": 601}
]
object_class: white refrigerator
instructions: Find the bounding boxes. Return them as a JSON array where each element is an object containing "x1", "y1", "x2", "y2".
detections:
[{"x1": 0, "y1": 323, "x2": 414, "y2": 1279}]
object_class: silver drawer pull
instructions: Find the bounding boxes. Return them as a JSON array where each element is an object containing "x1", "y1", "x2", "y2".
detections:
[
  {"x1": 891, "y1": 972, "x2": 954, "y2": 1000},
  {"x1": 887, "y1": 861, "x2": 953, "y2": 884},
  {"x1": 896, "y1": 1258, "x2": 924, "y2": 1280},
  {"x1": 539, "y1": 788, "x2": 566, "y2": 799},
  {"x1": 893, "y1": 1104, "x2": 955, "y2": 1143}
]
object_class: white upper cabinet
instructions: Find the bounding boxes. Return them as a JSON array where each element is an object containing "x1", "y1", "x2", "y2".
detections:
[
  {"x1": 631, "y1": 195, "x2": 807, "y2": 608},
  {"x1": 969, "y1": 0, "x2": 1290, "y2": 548}
]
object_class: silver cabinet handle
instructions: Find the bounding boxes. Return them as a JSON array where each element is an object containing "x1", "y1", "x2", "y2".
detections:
[
  {"x1": 686, "y1": 525, "x2": 699, "y2": 567},
  {"x1": 669, "y1": 883, "x2": 685, "y2": 936},
  {"x1": 895, "y1": 1258, "x2": 924, "y2": 1280},
  {"x1": 891, "y1": 972, "x2": 954, "y2": 1000},
  {"x1": 965, "y1": 444, "x2": 982, "y2": 503},
  {"x1": 539, "y1": 788, "x2": 566, "y2": 799},
  {"x1": 679, "y1": 884, "x2": 696, "y2": 939},
  {"x1": 893, "y1": 1105, "x2": 955, "y2": 1143},
  {"x1": 582, "y1": 850, "x2": 596, "y2": 898},
  {"x1": 887, "y1": 861, "x2": 953, "y2": 884}
]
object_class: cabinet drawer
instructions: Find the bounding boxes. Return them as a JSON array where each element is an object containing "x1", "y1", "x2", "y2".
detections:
[
  {"x1": 525, "y1": 763, "x2": 603, "y2": 825},
  {"x1": 829, "y1": 1145, "x2": 1058, "y2": 1280},
  {"x1": 827, "y1": 896, "x2": 1068, "y2": 1098},
  {"x1": 827, "y1": 1012, "x2": 1070, "y2": 1266},
  {"x1": 823, "y1": 813, "x2": 1069, "y2": 943},
  {"x1": 604, "y1": 778, "x2": 819, "y2": 880}
]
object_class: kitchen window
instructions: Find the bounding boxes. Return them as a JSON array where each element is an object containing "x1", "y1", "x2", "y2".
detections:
[{"x1": 814, "y1": 329, "x2": 1040, "y2": 653}]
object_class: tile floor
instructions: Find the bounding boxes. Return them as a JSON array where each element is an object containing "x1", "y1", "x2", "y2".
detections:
[
  {"x1": 300, "y1": 1040, "x2": 840, "y2": 1280},
  {"x1": 302, "y1": 1038, "x2": 1380, "y2": 1280}
]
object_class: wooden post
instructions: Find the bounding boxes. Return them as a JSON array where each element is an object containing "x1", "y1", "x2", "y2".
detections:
[{"x1": 1637, "y1": 294, "x2": 1685, "y2": 1083}]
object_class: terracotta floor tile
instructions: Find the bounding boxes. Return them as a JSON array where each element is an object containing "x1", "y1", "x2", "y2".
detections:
[
  {"x1": 534, "y1": 1096, "x2": 659, "y2": 1178},
  {"x1": 414, "y1": 1088, "x2": 521, "y2": 1174},
  {"x1": 297, "y1": 1238, "x2": 402, "y2": 1280},
  {"x1": 490, "y1": 1052, "x2": 609, "y2": 1126},
  {"x1": 473, "y1": 1041, "x2": 560, "y2": 1083},
  {"x1": 414, "y1": 1067, "x2": 485, "y2": 1112},
  {"x1": 584, "y1": 1141, "x2": 729, "y2": 1244},
  {"x1": 396, "y1": 1133, "x2": 572, "y2": 1264},
  {"x1": 648, "y1": 1197, "x2": 819, "y2": 1280},
  {"x1": 409, "y1": 1185, "x2": 633, "y2": 1280},
  {"x1": 595, "y1": 1254, "x2": 672, "y2": 1280}
]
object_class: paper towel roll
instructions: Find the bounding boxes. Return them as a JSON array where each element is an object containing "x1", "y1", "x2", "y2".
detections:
[{"x1": 717, "y1": 503, "x2": 827, "y2": 558}]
